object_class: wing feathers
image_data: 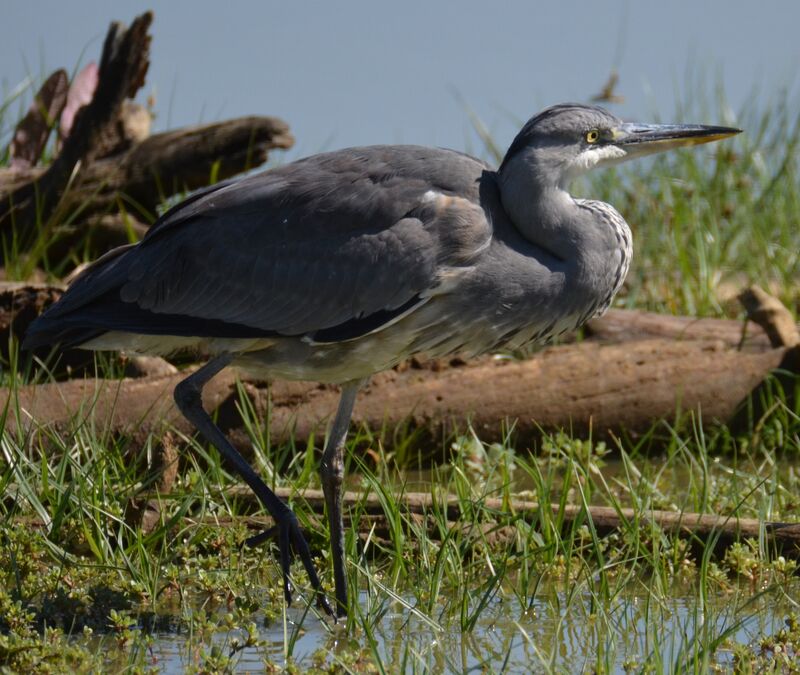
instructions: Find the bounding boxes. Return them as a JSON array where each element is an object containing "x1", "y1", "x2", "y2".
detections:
[{"x1": 27, "y1": 145, "x2": 493, "y2": 347}]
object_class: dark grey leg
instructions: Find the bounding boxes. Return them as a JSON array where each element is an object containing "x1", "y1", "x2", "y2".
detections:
[
  {"x1": 173, "y1": 354, "x2": 334, "y2": 617},
  {"x1": 319, "y1": 380, "x2": 362, "y2": 617}
]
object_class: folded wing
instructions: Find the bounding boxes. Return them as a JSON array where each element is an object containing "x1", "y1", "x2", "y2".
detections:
[{"x1": 25, "y1": 145, "x2": 491, "y2": 349}]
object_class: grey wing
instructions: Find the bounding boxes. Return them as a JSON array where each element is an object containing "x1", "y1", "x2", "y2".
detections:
[
  {"x1": 28, "y1": 145, "x2": 492, "y2": 346},
  {"x1": 124, "y1": 211, "x2": 440, "y2": 336}
]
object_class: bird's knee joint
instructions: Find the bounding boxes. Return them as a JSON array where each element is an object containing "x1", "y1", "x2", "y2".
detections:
[
  {"x1": 321, "y1": 458, "x2": 344, "y2": 487},
  {"x1": 174, "y1": 379, "x2": 202, "y2": 414}
]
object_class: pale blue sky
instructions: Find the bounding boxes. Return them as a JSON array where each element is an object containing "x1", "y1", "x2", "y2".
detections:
[{"x1": 2, "y1": 1, "x2": 799, "y2": 160}]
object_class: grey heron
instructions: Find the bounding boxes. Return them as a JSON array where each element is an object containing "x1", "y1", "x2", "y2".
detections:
[{"x1": 24, "y1": 103, "x2": 739, "y2": 617}]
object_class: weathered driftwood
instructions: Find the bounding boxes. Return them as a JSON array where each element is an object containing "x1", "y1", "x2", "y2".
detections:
[
  {"x1": 0, "y1": 113, "x2": 293, "y2": 242},
  {"x1": 2, "y1": 368, "x2": 234, "y2": 445},
  {"x1": 587, "y1": 308, "x2": 771, "y2": 352},
  {"x1": 0, "y1": 11, "x2": 293, "y2": 267},
  {"x1": 0, "y1": 118, "x2": 294, "y2": 219},
  {"x1": 17, "y1": 483, "x2": 800, "y2": 559},
  {"x1": 0, "y1": 281, "x2": 173, "y2": 377},
  {"x1": 22, "y1": 491, "x2": 800, "y2": 559},
  {"x1": 5, "y1": 339, "x2": 796, "y2": 451},
  {"x1": 0, "y1": 282, "x2": 65, "y2": 345},
  {"x1": 728, "y1": 285, "x2": 800, "y2": 435},
  {"x1": 0, "y1": 12, "x2": 153, "y2": 238},
  {"x1": 92, "y1": 100, "x2": 153, "y2": 159},
  {"x1": 6, "y1": 275, "x2": 797, "y2": 442},
  {"x1": 738, "y1": 284, "x2": 800, "y2": 348},
  {"x1": 153, "y1": 487, "x2": 800, "y2": 559},
  {"x1": 51, "y1": 115, "x2": 294, "y2": 218},
  {"x1": 8, "y1": 69, "x2": 69, "y2": 170},
  {"x1": 586, "y1": 288, "x2": 800, "y2": 352}
]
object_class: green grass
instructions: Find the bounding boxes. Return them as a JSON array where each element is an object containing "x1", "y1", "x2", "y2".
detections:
[
  {"x1": 1, "y1": 83, "x2": 800, "y2": 672},
  {"x1": 2, "y1": 405, "x2": 800, "y2": 672}
]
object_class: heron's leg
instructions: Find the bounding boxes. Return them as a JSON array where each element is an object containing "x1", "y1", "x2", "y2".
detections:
[
  {"x1": 173, "y1": 354, "x2": 334, "y2": 617},
  {"x1": 320, "y1": 380, "x2": 363, "y2": 617}
]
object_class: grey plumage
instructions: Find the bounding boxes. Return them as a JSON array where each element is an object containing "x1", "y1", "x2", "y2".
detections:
[{"x1": 24, "y1": 103, "x2": 739, "y2": 617}]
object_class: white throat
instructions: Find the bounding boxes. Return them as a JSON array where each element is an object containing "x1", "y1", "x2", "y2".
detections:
[{"x1": 566, "y1": 145, "x2": 627, "y2": 180}]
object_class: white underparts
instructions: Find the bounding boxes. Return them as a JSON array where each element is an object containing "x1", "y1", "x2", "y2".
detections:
[{"x1": 79, "y1": 332, "x2": 273, "y2": 356}]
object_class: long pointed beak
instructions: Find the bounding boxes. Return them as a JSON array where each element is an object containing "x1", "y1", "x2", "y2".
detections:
[{"x1": 613, "y1": 122, "x2": 741, "y2": 156}]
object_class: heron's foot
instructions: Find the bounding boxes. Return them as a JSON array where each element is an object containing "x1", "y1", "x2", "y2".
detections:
[
  {"x1": 244, "y1": 526, "x2": 277, "y2": 549},
  {"x1": 245, "y1": 511, "x2": 335, "y2": 619}
]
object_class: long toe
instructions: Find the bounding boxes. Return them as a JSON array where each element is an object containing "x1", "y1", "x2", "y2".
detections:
[
  {"x1": 289, "y1": 525, "x2": 336, "y2": 617},
  {"x1": 241, "y1": 524, "x2": 296, "y2": 605},
  {"x1": 271, "y1": 511, "x2": 336, "y2": 617},
  {"x1": 244, "y1": 526, "x2": 278, "y2": 549}
]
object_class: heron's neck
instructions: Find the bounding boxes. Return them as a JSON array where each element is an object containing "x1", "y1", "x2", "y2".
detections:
[
  {"x1": 498, "y1": 160, "x2": 590, "y2": 262},
  {"x1": 497, "y1": 159, "x2": 632, "y2": 317}
]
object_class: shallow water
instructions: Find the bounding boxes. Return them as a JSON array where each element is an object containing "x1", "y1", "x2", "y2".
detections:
[
  {"x1": 73, "y1": 455, "x2": 799, "y2": 672},
  {"x1": 82, "y1": 573, "x2": 796, "y2": 673}
]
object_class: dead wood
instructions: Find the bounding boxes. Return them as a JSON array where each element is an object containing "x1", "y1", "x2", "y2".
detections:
[
  {"x1": 93, "y1": 100, "x2": 152, "y2": 159},
  {"x1": 585, "y1": 308, "x2": 775, "y2": 351},
  {"x1": 0, "y1": 114, "x2": 293, "y2": 258},
  {"x1": 738, "y1": 285, "x2": 800, "y2": 348},
  {"x1": 5, "y1": 339, "x2": 796, "y2": 452},
  {"x1": 58, "y1": 115, "x2": 294, "y2": 218},
  {"x1": 0, "y1": 280, "x2": 174, "y2": 379},
  {"x1": 19, "y1": 483, "x2": 800, "y2": 560},
  {"x1": 0, "y1": 282, "x2": 64, "y2": 344},
  {"x1": 0, "y1": 12, "x2": 153, "y2": 240},
  {"x1": 135, "y1": 487, "x2": 800, "y2": 559},
  {"x1": 0, "y1": 12, "x2": 294, "y2": 261},
  {"x1": 2, "y1": 369, "x2": 236, "y2": 446},
  {"x1": 8, "y1": 69, "x2": 69, "y2": 169},
  {"x1": 729, "y1": 286, "x2": 800, "y2": 433}
]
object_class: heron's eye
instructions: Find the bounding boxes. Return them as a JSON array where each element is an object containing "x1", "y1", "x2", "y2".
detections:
[{"x1": 585, "y1": 130, "x2": 600, "y2": 144}]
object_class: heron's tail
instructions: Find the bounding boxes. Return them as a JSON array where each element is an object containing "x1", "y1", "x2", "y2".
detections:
[{"x1": 23, "y1": 244, "x2": 137, "y2": 351}]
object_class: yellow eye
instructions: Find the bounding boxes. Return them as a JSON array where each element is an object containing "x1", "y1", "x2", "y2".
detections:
[{"x1": 586, "y1": 129, "x2": 600, "y2": 144}]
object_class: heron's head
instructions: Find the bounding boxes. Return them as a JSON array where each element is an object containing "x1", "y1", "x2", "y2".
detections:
[{"x1": 499, "y1": 103, "x2": 740, "y2": 188}]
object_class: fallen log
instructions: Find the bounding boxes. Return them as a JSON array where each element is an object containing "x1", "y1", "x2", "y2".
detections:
[
  {"x1": 585, "y1": 289, "x2": 799, "y2": 352},
  {"x1": 0, "y1": 281, "x2": 96, "y2": 375},
  {"x1": 2, "y1": 369, "x2": 235, "y2": 447},
  {"x1": 5, "y1": 339, "x2": 797, "y2": 451},
  {"x1": 15, "y1": 484, "x2": 800, "y2": 559},
  {"x1": 0, "y1": 281, "x2": 171, "y2": 377},
  {"x1": 730, "y1": 285, "x2": 800, "y2": 435},
  {"x1": 586, "y1": 308, "x2": 773, "y2": 351},
  {"x1": 16, "y1": 481, "x2": 800, "y2": 560},
  {"x1": 135, "y1": 487, "x2": 800, "y2": 559}
]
